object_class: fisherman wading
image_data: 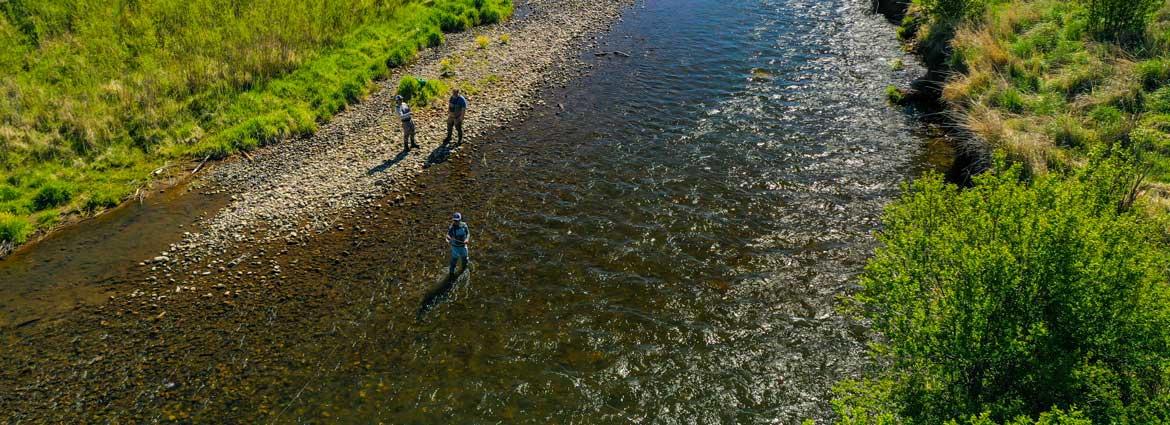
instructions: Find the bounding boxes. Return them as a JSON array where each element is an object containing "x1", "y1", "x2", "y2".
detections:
[{"x1": 446, "y1": 212, "x2": 471, "y2": 275}]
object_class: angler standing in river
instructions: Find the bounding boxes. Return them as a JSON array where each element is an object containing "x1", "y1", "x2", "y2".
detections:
[
  {"x1": 446, "y1": 212, "x2": 471, "y2": 275},
  {"x1": 444, "y1": 89, "x2": 468, "y2": 144}
]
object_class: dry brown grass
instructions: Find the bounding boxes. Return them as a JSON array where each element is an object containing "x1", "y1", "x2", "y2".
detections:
[
  {"x1": 1141, "y1": 182, "x2": 1170, "y2": 215},
  {"x1": 943, "y1": 67, "x2": 994, "y2": 105},
  {"x1": 964, "y1": 103, "x2": 1069, "y2": 175}
]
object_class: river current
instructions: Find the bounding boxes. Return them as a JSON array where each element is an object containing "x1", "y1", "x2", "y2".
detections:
[
  {"x1": 0, "y1": 0, "x2": 933, "y2": 422},
  {"x1": 267, "y1": 0, "x2": 928, "y2": 422}
]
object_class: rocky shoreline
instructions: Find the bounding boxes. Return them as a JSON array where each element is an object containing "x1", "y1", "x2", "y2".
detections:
[
  {"x1": 158, "y1": 0, "x2": 632, "y2": 273},
  {"x1": 0, "y1": 0, "x2": 634, "y2": 420}
]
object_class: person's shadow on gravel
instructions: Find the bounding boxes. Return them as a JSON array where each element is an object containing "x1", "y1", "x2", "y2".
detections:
[
  {"x1": 424, "y1": 140, "x2": 453, "y2": 168},
  {"x1": 367, "y1": 150, "x2": 410, "y2": 175}
]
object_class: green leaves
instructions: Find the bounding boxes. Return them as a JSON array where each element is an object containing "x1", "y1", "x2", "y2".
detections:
[
  {"x1": 1080, "y1": 0, "x2": 1161, "y2": 44},
  {"x1": 836, "y1": 160, "x2": 1170, "y2": 423}
]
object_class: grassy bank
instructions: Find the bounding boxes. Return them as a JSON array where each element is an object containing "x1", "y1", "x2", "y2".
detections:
[
  {"x1": 0, "y1": 0, "x2": 512, "y2": 248},
  {"x1": 832, "y1": 0, "x2": 1170, "y2": 423}
]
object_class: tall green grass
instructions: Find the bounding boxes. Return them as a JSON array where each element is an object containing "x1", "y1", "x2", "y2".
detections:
[{"x1": 0, "y1": 0, "x2": 513, "y2": 246}]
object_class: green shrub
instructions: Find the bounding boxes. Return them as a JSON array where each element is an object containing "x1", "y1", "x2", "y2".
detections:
[
  {"x1": 386, "y1": 44, "x2": 418, "y2": 68},
  {"x1": 0, "y1": 186, "x2": 20, "y2": 203},
  {"x1": 396, "y1": 75, "x2": 446, "y2": 107},
  {"x1": 0, "y1": 213, "x2": 31, "y2": 245},
  {"x1": 33, "y1": 210, "x2": 60, "y2": 228},
  {"x1": 1047, "y1": 115, "x2": 1097, "y2": 148},
  {"x1": 1136, "y1": 58, "x2": 1170, "y2": 91},
  {"x1": 1146, "y1": 86, "x2": 1170, "y2": 113},
  {"x1": 32, "y1": 183, "x2": 73, "y2": 211},
  {"x1": 886, "y1": 85, "x2": 907, "y2": 104},
  {"x1": 837, "y1": 160, "x2": 1170, "y2": 424},
  {"x1": 435, "y1": 11, "x2": 471, "y2": 32},
  {"x1": 475, "y1": 35, "x2": 490, "y2": 49},
  {"x1": 83, "y1": 189, "x2": 123, "y2": 213},
  {"x1": 440, "y1": 58, "x2": 456, "y2": 77},
  {"x1": 1088, "y1": 105, "x2": 1127, "y2": 141},
  {"x1": 1080, "y1": 0, "x2": 1161, "y2": 43},
  {"x1": 918, "y1": 0, "x2": 987, "y2": 22},
  {"x1": 991, "y1": 87, "x2": 1026, "y2": 113},
  {"x1": 424, "y1": 27, "x2": 445, "y2": 48}
]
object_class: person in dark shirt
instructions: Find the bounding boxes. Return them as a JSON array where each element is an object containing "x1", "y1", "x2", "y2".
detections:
[
  {"x1": 444, "y1": 89, "x2": 468, "y2": 144},
  {"x1": 445, "y1": 212, "x2": 471, "y2": 275}
]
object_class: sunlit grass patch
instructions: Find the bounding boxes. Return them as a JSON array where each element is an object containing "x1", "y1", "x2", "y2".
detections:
[{"x1": 0, "y1": 0, "x2": 514, "y2": 247}]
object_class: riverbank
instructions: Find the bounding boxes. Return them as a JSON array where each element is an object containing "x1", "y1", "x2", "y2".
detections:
[
  {"x1": 157, "y1": 0, "x2": 632, "y2": 270},
  {"x1": 832, "y1": 0, "x2": 1170, "y2": 423},
  {"x1": 0, "y1": 0, "x2": 633, "y2": 420},
  {"x1": 0, "y1": 0, "x2": 510, "y2": 258}
]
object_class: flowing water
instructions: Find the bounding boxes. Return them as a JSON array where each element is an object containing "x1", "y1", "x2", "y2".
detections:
[
  {"x1": 0, "y1": 0, "x2": 941, "y2": 421},
  {"x1": 253, "y1": 0, "x2": 932, "y2": 422}
]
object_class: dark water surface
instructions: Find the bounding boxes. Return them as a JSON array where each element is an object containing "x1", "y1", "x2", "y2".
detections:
[{"x1": 263, "y1": 0, "x2": 928, "y2": 422}]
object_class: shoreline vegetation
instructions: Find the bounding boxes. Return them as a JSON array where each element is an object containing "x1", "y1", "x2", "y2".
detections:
[
  {"x1": 835, "y1": 0, "x2": 1170, "y2": 423},
  {"x1": 0, "y1": 0, "x2": 513, "y2": 254}
]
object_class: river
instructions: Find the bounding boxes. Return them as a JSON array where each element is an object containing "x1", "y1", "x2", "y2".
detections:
[{"x1": 0, "y1": 0, "x2": 936, "y2": 422}]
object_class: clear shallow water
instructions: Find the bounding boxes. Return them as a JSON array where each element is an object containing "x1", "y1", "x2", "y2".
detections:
[
  {"x1": 0, "y1": 0, "x2": 932, "y2": 421},
  {"x1": 260, "y1": 0, "x2": 928, "y2": 422}
]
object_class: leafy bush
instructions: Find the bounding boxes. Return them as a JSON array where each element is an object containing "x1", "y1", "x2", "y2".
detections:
[
  {"x1": 476, "y1": 35, "x2": 491, "y2": 49},
  {"x1": 0, "y1": 213, "x2": 31, "y2": 245},
  {"x1": 499, "y1": 33, "x2": 511, "y2": 44},
  {"x1": 32, "y1": 183, "x2": 73, "y2": 211},
  {"x1": 440, "y1": 58, "x2": 456, "y2": 77},
  {"x1": 1080, "y1": 0, "x2": 1161, "y2": 43},
  {"x1": 435, "y1": 11, "x2": 472, "y2": 32},
  {"x1": 1146, "y1": 86, "x2": 1170, "y2": 113},
  {"x1": 886, "y1": 85, "x2": 907, "y2": 104},
  {"x1": 991, "y1": 87, "x2": 1026, "y2": 113},
  {"x1": 0, "y1": 186, "x2": 20, "y2": 203},
  {"x1": 423, "y1": 27, "x2": 445, "y2": 48},
  {"x1": 1136, "y1": 58, "x2": 1170, "y2": 91},
  {"x1": 397, "y1": 75, "x2": 447, "y2": 107},
  {"x1": 836, "y1": 159, "x2": 1170, "y2": 424},
  {"x1": 83, "y1": 189, "x2": 123, "y2": 213},
  {"x1": 917, "y1": 0, "x2": 987, "y2": 22}
]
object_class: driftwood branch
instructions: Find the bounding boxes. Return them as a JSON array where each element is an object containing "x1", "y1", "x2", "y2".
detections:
[{"x1": 191, "y1": 155, "x2": 211, "y2": 176}]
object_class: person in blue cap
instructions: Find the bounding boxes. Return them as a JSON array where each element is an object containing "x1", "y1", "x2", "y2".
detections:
[
  {"x1": 445, "y1": 212, "x2": 471, "y2": 274},
  {"x1": 395, "y1": 95, "x2": 419, "y2": 151}
]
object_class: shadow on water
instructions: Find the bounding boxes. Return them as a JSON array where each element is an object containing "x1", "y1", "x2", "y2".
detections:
[{"x1": 415, "y1": 269, "x2": 470, "y2": 321}]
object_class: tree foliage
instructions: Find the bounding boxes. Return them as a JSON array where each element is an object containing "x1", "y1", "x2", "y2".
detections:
[{"x1": 835, "y1": 156, "x2": 1170, "y2": 424}]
